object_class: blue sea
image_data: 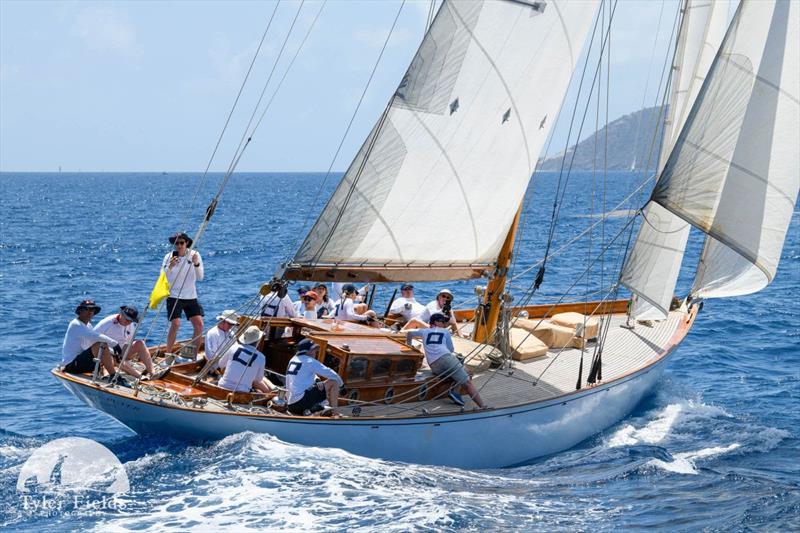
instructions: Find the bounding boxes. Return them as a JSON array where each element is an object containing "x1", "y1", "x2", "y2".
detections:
[{"x1": 1, "y1": 171, "x2": 798, "y2": 531}]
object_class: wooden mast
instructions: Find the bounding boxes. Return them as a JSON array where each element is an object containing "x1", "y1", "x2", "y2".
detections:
[{"x1": 472, "y1": 204, "x2": 523, "y2": 344}]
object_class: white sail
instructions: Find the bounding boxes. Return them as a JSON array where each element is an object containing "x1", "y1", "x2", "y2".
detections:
[
  {"x1": 623, "y1": 202, "x2": 691, "y2": 318},
  {"x1": 652, "y1": 0, "x2": 799, "y2": 299},
  {"x1": 286, "y1": 0, "x2": 600, "y2": 282},
  {"x1": 621, "y1": 0, "x2": 731, "y2": 318}
]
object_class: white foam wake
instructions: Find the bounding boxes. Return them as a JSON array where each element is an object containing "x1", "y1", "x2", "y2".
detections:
[{"x1": 647, "y1": 443, "x2": 741, "y2": 475}]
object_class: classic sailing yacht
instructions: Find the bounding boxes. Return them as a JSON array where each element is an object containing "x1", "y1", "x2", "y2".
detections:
[{"x1": 53, "y1": 0, "x2": 798, "y2": 469}]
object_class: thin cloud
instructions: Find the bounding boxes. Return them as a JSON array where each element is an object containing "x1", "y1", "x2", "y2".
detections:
[{"x1": 71, "y1": 6, "x2": 141, "y2": 59}]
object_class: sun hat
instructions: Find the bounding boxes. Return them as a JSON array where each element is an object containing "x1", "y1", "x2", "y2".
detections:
[
  {"x1": 303, "y1": 290, "x2": 319, "y2": 300},
  {"x1": 400, "y1": 283, "x2": 414, "y2": 290},
  {"x1": 119, "y1": 305, "x2": 140, "y2": 323},
  {"x1": 168, "y1": 231, "x2": 193, "y2": 247},
  {"x1": 429, "y1": 313, "x2": 449, "y2": 325},
  {"x1": 437, "y1": 289, "x2": 454, "y2": 299},
  {"x1": 238, "y1": 325, "x2": 264, "y2": 346},
  {"x1": 216, "y1": 309, "x2": 239, "y2": 325},
  {"x1": 75, "y1": 299, "x2": 101, "y2": 314}
]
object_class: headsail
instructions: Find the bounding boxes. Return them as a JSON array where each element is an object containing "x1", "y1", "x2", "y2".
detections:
[
  {"x1": 621, "y1": 0, "x2": 731, "y2": 318},
  {"x1": 651, "y1": 0, "x2": 799, "y2": 299},
  {"x1": 284, "y1": 0, "x2": 600, "y2": 282}
]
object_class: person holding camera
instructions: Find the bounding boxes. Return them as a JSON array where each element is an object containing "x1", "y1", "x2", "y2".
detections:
[
  {"x1": 163, "y1": 231, "x2": 204, "y2": 354},
  {"x1": 419, "y1": 288, "x2": 460, "y2": 335}
]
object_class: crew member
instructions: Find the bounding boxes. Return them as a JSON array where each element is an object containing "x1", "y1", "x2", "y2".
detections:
[
  {"x1": 285, "y1": 339, "x2": 344, "y2": 416},
  {"x1": 163, "y1": 232, "x2": 204, "y2": 354}
]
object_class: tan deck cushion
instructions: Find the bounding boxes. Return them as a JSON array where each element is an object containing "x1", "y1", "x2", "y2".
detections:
[
  {"x1": 509, "y1": 328, "x2": 549, "y2": 361},
  {"x1": 551, "y1": 312, "x2": 600, "y2": 339},
  {"x1": 512, "y1": 318, "x2": 575, "y2": 349}
]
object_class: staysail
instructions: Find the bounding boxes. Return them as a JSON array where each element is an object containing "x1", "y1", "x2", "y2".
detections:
[
  {"x1": 652, "y1": 0, "x2": 799, "y2": 300},
  {"x1": 284, "y1": 0, "x2": 600, "y2": 282},
  {"x1": 621, "y1": 0, "x2": 731, "y2": 318}
]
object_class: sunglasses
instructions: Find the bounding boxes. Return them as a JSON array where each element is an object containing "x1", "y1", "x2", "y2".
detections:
[
  {"x1": 175, "y1": 240, "x2": 187, "y2": 245},
  {"x1": 302, "y1": 297, "x2": 315, "y2": 302}
]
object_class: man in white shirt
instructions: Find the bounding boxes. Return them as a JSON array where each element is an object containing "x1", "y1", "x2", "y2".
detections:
[
  {"x1": 94, "y1": 305, "x2": 157, "y2": 379},
  {"x1": 61, "y1": 299, "x2": 118, "y2": 377},
  {"x1": 259, "y1": 282, "x2": 297, "y2": 318},
  {"x1": 285, "y1": 339, "x2": 344, "y2": 416},
  {"x1": 217, "y1": 326, "x2": 274, "y2": 394},
  {"x1": 388, "y1": 283, "x2": 425, "y2": 324},
  {"x1": 163, "y1": 232, "x2": 204, "y2": 353},
  {"x1": 406, "y1": 313, "x2": 486, "y2": 409},
  {"x1": 203, "y1": 309, "x2": 239, "y2": 371}
]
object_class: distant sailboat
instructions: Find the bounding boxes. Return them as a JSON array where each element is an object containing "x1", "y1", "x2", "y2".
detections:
[{"x1": 54, "y1": 0, "x2": 798, "y2": 468}]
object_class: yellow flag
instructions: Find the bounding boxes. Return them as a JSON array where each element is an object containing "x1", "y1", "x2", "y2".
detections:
[{"x1": 149, "y1": 270, "x2": 171, "y2": 310}]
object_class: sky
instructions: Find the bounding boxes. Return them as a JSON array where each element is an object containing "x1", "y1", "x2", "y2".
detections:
[{"x1": 0, "y1": 0, "x2": 687, "y2": 172}]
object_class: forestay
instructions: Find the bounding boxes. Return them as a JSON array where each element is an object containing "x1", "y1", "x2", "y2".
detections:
[
  {"x1": 621, "y1": 0, "x2": 731, "y2": 318},
  {"x1": 285, "y1": 0, "x2": 599, "y2": 282},
  {"x1": 652, "y1": 0, "x2": 799, "y2": 299}
]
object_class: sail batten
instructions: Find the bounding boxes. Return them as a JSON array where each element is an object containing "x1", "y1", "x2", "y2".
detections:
[
  {"x1": 286, "y1": 0, "x2": 600, "y2": 280},
  {"x1": 652, "y1": 0, "x2": 799, "y2": 300}
]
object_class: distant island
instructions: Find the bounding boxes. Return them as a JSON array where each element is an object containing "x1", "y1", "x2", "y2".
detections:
[{"x1": 539, "y1": 106, "x2": 665, "y2": 171}]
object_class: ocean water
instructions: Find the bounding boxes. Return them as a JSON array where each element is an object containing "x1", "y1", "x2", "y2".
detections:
[{"x1": 0, "y1": 172, "x2": 797, "y2": 531}]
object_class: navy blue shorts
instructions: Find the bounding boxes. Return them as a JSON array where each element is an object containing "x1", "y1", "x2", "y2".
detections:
[
  {"x1": 63, "y1": 347, "x2": 95, "y2": 374},
  {"x1": 166, "y1": 298, "x2": 204, "y2": 320},
  {"x1": 287, "y1": 384, "x2": 327, "y2": 415}
]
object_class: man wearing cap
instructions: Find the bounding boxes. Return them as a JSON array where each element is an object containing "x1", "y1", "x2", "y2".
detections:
[
  {"x1": 285, "y1": 339, "x2": 344, "y2": 416},
  {"x1": 217, "y1": 325, "x2": 274, "y2": 393},
  {"x1": 94, "y1": 305, "x2": 157, "y2": 379},
  {"x1": 203, "y1": 309, "x2": 239, "y2": 371},
  {"x1": 61, "y1": 300, "x2": 118, "y2": 377},
  {"x1": 388, "y1": 284, "x2": 425, "y2": 324},
  {"x1": 163, "y1": 231, "x2": 204, "y2": 354},
  {"x1": 259, "y1": 281, "x2": 297, "y2": 318},
  {"x1": 419, "y1": 289, "x2": 460, "y2": 335},
  {"x1": 406, "y1": 313, "x2": 487, "y2": 409}
]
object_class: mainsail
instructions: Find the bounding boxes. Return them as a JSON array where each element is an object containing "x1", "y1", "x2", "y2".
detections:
[
  {"x1": 621, "y1": 0, "x2": 731, "y2": 318},
  {"x1": 284, "y1": 0, "x2": 600, "y2": 282},
  {"x1": 652, "y1": 0, "x2": 799, "y2": 299}
]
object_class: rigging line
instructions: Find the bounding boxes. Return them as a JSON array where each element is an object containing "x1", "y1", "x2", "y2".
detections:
[
  {"x1": 179, "y1": 1, "x2": 282, "y2": 231},
  {"x1": 219, "y1": 0, "x2": 307, "y2": 183},
  {"x1": 544, "y1": 0, "x2": 619, "y2": 264},
  {"x1": 507, "y1": 216, "x2": 638, "y2": 365},
  {"x1": 539, "y1": 4, "x2": 606, "y2": 262},
  {"x1": 510, "y1": 172, "x2": 657, "y2": 282},
  {"x1": 247, "y1": 0, "x2": 327, "y2": 151},
  {"x1": 143, "y1": 2, "x2": 317, "y2": 354},
  {"x1": 627, "y1": 0, "x2": 668, "y2": 173},
  {"x1": 301, "y1": 0, "x2": 407, "y2": 267},
  {"x1": 602, "y1": 0, "x2": 611, "y2": 305}
]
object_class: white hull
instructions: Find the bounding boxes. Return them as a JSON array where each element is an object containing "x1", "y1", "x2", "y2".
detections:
[{"x1": 56, "y1": 354, "x2": 670, "y2": 469}]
